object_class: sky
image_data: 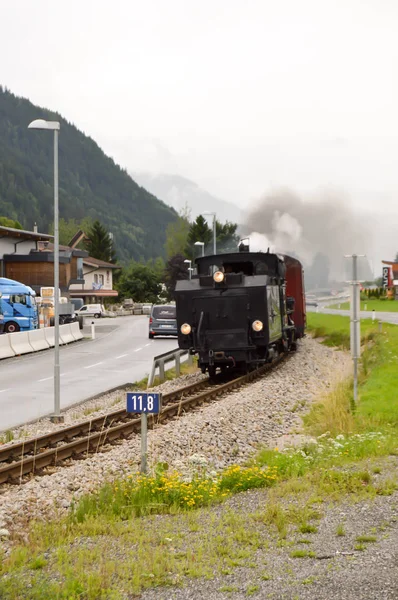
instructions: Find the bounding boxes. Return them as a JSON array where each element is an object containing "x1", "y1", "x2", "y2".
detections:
[{"x1": 1, "y1": 0, "x2": 398, "y2": 268}]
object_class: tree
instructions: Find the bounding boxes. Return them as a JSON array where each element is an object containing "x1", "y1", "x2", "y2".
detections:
[
  {"x1": 84, "y1": 220, "x2": 117, "y2": 263},
  {"x1": 216, "y1": 221, "x2": 239, "y2": 253},
  {"x1": 185, "y1": 215, "x2": 212, "y2": 260},
  {"x1": 163, "y1": 254, "x2": 189, "y2": 300},
  {"x1": 116, "y1": 262, "x2": 162, "y2": 303},
  {"x1": 164, "y1": 206, "x2": 191, "y2": 259},
  {"x1": 0, "y1": 216, "x2": 22, "y2": 229}
]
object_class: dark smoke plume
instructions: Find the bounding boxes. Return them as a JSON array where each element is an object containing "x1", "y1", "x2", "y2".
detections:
[{"x1": 244, "y1": 188, "x2": 372, "y2": 283}]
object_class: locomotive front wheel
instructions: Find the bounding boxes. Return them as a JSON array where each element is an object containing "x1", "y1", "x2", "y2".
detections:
[{"x1": 208, "y1": 365, "x2": 217, "y2": 379}]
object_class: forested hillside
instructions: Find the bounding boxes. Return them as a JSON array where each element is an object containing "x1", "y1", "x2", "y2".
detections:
[{"x1": 0, "y1": 87, "x2": 177, "y2": 262}]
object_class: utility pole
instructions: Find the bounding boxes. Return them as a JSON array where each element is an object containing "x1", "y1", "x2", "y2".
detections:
[{"x1": 345, "y1": 254, "x2": 365, "y2": 404}]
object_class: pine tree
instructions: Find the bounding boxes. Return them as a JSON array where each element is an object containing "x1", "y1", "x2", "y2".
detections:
[
  {"x1": 85, "y1": 220, "x2": 116, "y2": 263},
  {"x1": 163, "y1": 254, "x2": 189, "y2": 300},
  {"x1": 185, "y1": 216, "x2": 213, "y2": 259}
]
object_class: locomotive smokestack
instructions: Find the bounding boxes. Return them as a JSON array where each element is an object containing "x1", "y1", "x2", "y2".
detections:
[{"x1": 239, "y1": 238, "x2": 250, "y2": 252}]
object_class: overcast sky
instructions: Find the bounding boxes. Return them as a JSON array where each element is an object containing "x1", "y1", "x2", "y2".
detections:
[{"x1": 1, "y1": 1, "x2": 398, "y2": 248}]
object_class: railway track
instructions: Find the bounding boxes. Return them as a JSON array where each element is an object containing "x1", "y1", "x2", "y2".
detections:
[{"x1": 0, "y1": 356, "x2": 286, "y2": 484}]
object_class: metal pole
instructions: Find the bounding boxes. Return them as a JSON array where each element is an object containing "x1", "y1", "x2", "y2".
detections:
[
  {"x1": 202, "y1": 245, "x2": 204, "y2": 257},
  {"x1": 189, "y1": 263, "x2": 192, "y2": 280},
  {"x1": 53, "y1": 128, "x2": 62, "y2": 421},
  {"x1": 352, "y1": 254, "x2": 358, "y2": 404},
  {"x1": 213, "y1": 215, "x2": 216, "y2": 255},
  {"x1": 141, "y1": 412, "x2": 147, "y2": 473}
]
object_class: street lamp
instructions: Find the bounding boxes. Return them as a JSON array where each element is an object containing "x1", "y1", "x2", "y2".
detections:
[
  {"x1": 194, "y1": 241, "x2": 205, "y2": 257},
  {"x1": 28, "y1": 118, "x2": 63, "y2": 423},
  {"x1": 202, "y1": 212, "x2": 216, "y2": 256},
  {"x1": 184, "y1": 259, "x2": 192, "y2": 280}
]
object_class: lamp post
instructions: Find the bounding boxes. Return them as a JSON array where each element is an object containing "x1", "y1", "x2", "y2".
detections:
[
  {"x1": 194, "y1": 241, "x2": 205, "y2": 257},
  {"x1": 28, "y1": 118, "x2": 63, "y2": 423},
  {"x1": 202, "y1": 212, "x2": 216, "y2": 256},
  {"x1": 184, "y1": 259, "x2": 192, "y2": 280}
]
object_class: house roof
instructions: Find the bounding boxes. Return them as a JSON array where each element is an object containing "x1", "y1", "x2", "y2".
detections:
[
  {"x1": 382, "y1": 261, "x2": 398, "y2": 268},
  {"x1": 37, "y1": 241, "x2": 118, "y2": 267},
  {"x1": 83, "y1": 256, "x2": 120, "y2": 269},
  {"x1": 0, "y1": 225, "x2": 53, "y2": 241},
  {"x1": 69, "y1": 289, "x2": 119, "y2": 297},
  {"x1": 40, "y1": 242, "x2": 88, "y2": 258},
  {"x1": 68, "y1": 230, "x2": 86, "y2": 248}
]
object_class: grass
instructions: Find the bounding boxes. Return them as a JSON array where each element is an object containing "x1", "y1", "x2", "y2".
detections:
[
  {"x1": 306, "y1": 313, "x2": 398, "y2": 431},
  {"x1": 1, "y1": 313, "x2": 398, "y2": 598},
  {"x1": 328, "y1": 299, "x2": 398, "y2": 312},
  {"x1": 356, "y1": 535, "x2": 377, "y2": 543},
  {"x1": 0, "y1": 429, "x2": 14, "y2": 444},
  {"x1": 290, "y1": 550, "x2": 315, "y2": 559},
  {"x1": 336, "y1": 524, "x2": 346, "y2": 536}
]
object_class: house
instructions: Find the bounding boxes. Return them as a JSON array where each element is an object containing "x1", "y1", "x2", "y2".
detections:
[
  {"x1": 0, "y1": 225, "x2": 53, "y2": 277},
  {"x1": 69, "y1": 256, "x2": 120, "y2": 303},
  {"x1": 65, "y1": 230, "x2": 120, "y2": 303},
  {"x1": 0, "y1": 225, "x2": 120, "y2": 303}
]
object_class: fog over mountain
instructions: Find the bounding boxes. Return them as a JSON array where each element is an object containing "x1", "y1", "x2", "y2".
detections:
[{"x1": 133, "y1": 173, "x2": 242, "y2": 225}]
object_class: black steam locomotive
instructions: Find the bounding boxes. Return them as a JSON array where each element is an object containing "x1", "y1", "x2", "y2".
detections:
[{"x1": 175, "y1": 246, "x2": 306, "y2": 376}]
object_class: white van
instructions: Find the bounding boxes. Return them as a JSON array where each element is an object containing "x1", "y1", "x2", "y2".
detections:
[{"x1": 75, "y1": 304, "x2": 106, "y2": 319}]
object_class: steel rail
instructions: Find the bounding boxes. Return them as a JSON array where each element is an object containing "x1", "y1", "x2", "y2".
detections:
[
  {"x1": 0, "y1": 379, "x2": 211, "y2": 463},
  {"x1": 0, "y1": 355, "x2": 286, "y2": 484}
]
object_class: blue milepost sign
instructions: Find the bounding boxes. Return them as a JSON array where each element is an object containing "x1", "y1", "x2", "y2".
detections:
[{"x1": 126, "y1": 393, "x2": 162, "y2": 414}]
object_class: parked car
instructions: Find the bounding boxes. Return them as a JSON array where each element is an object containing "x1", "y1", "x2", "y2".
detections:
[
  {"x1": 149, "y1": 304, "x2": 177, "y2": 338},
  {"x1": 75, "y1": 303, "x2": 106, "y2": 319}
]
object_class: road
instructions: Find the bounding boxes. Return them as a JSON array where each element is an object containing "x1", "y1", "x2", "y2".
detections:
[
  {"x1": 308, "y1": 304, "x2": 398, "y2": 325},
  {"x1": 0, "y1": 316, "x2": 179, "y2": 430}
]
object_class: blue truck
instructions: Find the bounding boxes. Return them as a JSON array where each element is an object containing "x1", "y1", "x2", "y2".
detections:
[{"x1": 0, "y1": 278, "x2": 38, "y2": 333}]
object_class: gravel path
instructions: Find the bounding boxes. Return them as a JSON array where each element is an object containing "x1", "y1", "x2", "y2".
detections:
[
  {"x1": 140, "y1": 461, "x2": 398, "y2": 600},
  {"x1": 0, "y1": 337, "x2": 350, "y2": 558}
]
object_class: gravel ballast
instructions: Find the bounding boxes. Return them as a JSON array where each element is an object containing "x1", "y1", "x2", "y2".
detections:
[
  {"x1": 0, "y1": 338, "x2": 349, "y2": 550},
  {"x1": 2, "y1": 336, "x2": 397, "y2": 598}
]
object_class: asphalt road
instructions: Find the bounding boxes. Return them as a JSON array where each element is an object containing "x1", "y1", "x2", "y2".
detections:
[
  {"x1": 309, "y1": 304, "x2": 398, "y2": 325},
  {"x1": 0, "y1": 316, "x2": 179, "y2": 430}
]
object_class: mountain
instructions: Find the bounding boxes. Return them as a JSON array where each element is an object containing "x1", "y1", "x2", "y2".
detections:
[
  {"x1": 0, "y1": 87, "x2": 178, "y2": 263},
  {"x1": 132, "y1": 173, "x2": 242, "y2": 225}
]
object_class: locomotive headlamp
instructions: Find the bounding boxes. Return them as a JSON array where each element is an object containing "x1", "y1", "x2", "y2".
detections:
[
  {"x1": 213, "y1": 271, "x2": 225, "y2": 283},
  {"x1": 252, "y1": 320, "x2": 263, "y2": 332},
  {"x1": 180, "y1": 323, "x2": 192, "y2": 335}
]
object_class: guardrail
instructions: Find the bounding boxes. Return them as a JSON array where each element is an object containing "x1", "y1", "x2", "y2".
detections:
[
  {"x1": 0, "y1": 322, "x2": 83, "y2": 360},
  {"x1": 148, "y1": 347, "x2": 193, "y2": 388}
]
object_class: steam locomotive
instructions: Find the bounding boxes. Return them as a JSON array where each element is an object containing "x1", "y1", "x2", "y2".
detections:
[{"x1": 175, "y1": 244, "x2": 306, "y2": 376}]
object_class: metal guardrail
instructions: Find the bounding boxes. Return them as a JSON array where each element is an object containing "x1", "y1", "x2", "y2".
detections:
[{"x1": 147, "y1": 347, "x2": 193, "y2": 388}]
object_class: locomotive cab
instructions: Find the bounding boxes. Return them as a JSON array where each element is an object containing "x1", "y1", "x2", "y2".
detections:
[{"x1": 175, "y1": 251, "x2": 305, "y2": 376}]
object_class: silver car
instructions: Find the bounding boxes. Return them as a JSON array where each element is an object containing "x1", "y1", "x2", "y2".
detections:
[{"x1": 149, "y1": 305, "x2": 177, "y2": 339}]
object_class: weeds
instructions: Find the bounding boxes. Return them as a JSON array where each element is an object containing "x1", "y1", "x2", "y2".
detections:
[
  {"x1": 356, "y1": 535, "x2": 377, "y2": 543},
  {"x1": 290, "y1": 550, "x2": 315, "y2": 559},
  {"x1": 336, "y1": 524, "x2": 345, "y2": 536}
]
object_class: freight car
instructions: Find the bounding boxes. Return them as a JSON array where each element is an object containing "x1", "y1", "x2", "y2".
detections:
[{"x1": 175, "y1": 246, "x2": 305, "y2": 377}]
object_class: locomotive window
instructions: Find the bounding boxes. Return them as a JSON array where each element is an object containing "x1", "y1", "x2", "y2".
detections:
[
  {"x1": 205, "y1": 264, "x2": 222, "y2": 275},
  {"x1": 220, "y1": 262, "x2": 254, "y2": 275}
]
